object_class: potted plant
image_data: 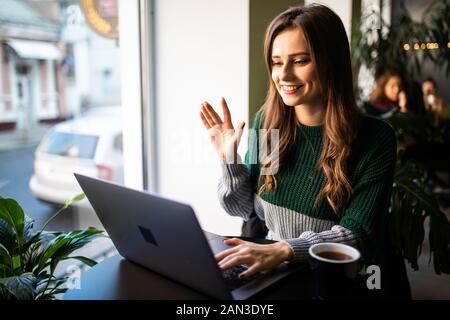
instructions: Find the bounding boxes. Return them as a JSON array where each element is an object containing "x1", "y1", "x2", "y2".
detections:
[{"x1": 0, "y1": 193, "x2": 105, "y2": 299}]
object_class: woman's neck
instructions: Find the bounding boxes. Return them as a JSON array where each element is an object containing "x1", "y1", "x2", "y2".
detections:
[{"x1": 294, "y1": 101, "x2": 326, "y2": 126}]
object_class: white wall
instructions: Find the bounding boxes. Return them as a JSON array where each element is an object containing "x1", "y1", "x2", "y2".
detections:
[{"x1": 154, "y1": 0, "x2": 249, "y2": 235}]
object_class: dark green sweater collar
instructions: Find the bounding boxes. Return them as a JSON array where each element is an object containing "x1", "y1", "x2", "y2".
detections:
[{"x1": 297, "y1": 122, "x2": 324, "y2": 138}]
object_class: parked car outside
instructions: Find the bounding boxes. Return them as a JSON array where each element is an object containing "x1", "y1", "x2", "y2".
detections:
[{"x1": 29, "y1": 107, "x2": 123, "y2": 206}]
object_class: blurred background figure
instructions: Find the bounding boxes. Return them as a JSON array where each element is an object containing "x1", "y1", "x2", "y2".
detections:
[
  {"x1": 422, "y1": 77, "x2": 445, "y2": 119},
  {"x1": 368, "y1": 69, "x2": 409, "y2": 116}
]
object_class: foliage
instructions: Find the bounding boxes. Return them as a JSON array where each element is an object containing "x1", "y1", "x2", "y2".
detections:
[
  {"x1": 377, "y1": 112, "x2": 450, "y2": 274},
  {"x1": 0, "y1": 194, "x2": 105, "y2": 299},
  {"x1": 385, "y1": 111, "x2": 444, "y2": 145},
  {"x1": 390, "y1": 150, "x2": 450, "y2": 274},
  {"x1": 352, "y1": 0, "x2": 450, "y2": 77}
]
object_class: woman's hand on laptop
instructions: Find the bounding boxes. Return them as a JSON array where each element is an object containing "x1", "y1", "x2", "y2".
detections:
[
  {"x1": 215, "y1": 238, "x2": 293, "y2": 279},
  {"x1": 199, "y1": 98, "x2": 245, "y2": 163}
]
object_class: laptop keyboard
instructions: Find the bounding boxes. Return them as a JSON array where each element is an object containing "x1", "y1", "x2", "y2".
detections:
[{"x1": 221, "y1": 265, "x2": 263, "y2": 291}]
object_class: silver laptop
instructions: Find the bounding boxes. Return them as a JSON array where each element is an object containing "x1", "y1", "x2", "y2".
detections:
[{"x1": 74, "y1": 173, "x2": 303, "y2": 300}]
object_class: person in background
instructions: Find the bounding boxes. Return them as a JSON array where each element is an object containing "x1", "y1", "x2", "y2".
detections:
[
  {"x1": 422, "y1": 77, "x2": 445, "y2": 119},
  {"x1": 368, "y1": 69, "x2": 409, "y2": 116}
]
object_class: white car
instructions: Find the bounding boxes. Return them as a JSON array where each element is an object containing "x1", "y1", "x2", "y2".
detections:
[{"x1": 29, "y1": 107, "x2": 123, "y2": 206}]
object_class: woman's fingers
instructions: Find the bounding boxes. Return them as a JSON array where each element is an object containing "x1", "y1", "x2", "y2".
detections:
[
  {"x1": 201, "y1": 98, "x2": 242, "y2": 133},
  {"x1": 218, "y1": 254, "x2": 261, "y2": 279},
  {"x1": 200, "y1": 108, "x2": 214, "y2": 128},
  {"x1": 215, "y1": 244, "x2": 241, "y2": 262},
  {"x1": 223, "y1": 237, "x2": 245, "y2": 246},
  {"x1": 203, "y1": 102, "x2": 223, "y2": 125},
  {"x1": 199, "y1": 111, "x2": 211, "y2": 129},
  {"x1": 218, "y1": 254, "x2": 246, "y2": 270},
  {"x1": 201, "y1": 103, "x2": 216, "y2": 127},
  {"x1": 221, "y1": 97, "x2": 233, "y2": 129},
  {"x1": 238, "y1": 263, "x2": 261, "y2": 279}
]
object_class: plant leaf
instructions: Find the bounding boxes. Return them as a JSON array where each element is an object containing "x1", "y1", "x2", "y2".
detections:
[
  {"x1": 0, "y1": 197, "x2": 25, "y2": 248},
  {"x1": 38, "y1": 194, "x2": 86, "y2": 235},
  {"x1": 0, "y1": 283, "x2": 14, "y2": 300},
  {"x1": 0, "y1": 218, "x2": 16, "y2": 254},
  {"x1": 23, "y1": 232, "x2": 60, "y2": 273},
  {"x1": 23, "y1": 215, "x2": 35, "y2": 242},
  {"x1": 37, "y1": 227, "x2": 104, "y2": 274},
  {"x1": 429, "y1": 213, "x2": 450, "y2": 274},
  {"x1": 64, "y1": 193, "x2": 86, "y2": 208},
  {"x1": 0, "y1": 242, "x2": 12, "y2": 268},
  {"x1": 64, "y1": 256, "x2": 97, "y2": 267},
  {"x1": 0, "y1": 273, "x2": 36, "y2": 300},
  {"x1": 36, "y1": 234, "x2": 71, "y2": 273}
]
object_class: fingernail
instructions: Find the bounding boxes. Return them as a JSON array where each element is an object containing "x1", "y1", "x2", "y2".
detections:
[{"x1": 239, "y1": 274, "x2": 245, "y2": 279}]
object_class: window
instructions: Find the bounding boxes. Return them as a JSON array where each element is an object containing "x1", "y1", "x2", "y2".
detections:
[{"x1": 41, "y1": 131, "x2": 99, "y2": 159}]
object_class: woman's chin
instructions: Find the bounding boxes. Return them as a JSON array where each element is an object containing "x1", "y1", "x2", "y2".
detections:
[{"x1": 281, "y1": 97, "x2": 303, "y2": 107}]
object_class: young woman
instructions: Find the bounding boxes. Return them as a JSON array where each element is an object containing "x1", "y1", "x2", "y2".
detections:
[
  {"x1": 422, "y1": 77, "x2": 445, "y2": 119},
  {"x1": 369, "y1": 69, "x2": 409, "y2": 114},
  {"x1": 199, "y1": 4, "x2": 397, "y2": 280}
]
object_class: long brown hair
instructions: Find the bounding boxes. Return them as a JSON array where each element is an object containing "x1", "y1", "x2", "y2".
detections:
[
  {"x1": 257, "y1": 4, "x2": 362, "y2": 215},
  {"x1": 369, "y1": 69, "x2": 404, "y2": 104}
]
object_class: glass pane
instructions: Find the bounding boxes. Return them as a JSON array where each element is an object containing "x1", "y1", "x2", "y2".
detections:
[
  {"x1": 41, "y1": 131, "x2": 99, "y2": 159},
  {"x1": 0, "y1": 0, "x2": 125, "y2": 295}
]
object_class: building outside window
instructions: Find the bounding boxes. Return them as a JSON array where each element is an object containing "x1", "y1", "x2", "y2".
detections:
[{"x1": 0, "y1": 0, "x2": 124, "y2": 279}]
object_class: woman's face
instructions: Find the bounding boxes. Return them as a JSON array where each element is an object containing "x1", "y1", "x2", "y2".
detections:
[
  {"x1": 422, "y1": 81, "x2": 436, "y2": 96},
  {"x1": 271, "y1": 28, "x2": 321, "y2": 107},
  {"x1": 384, "y1": 76, "x2": 402, "y2": 102}
]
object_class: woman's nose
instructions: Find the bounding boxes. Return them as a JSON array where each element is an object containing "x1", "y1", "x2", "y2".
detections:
[{"x1": 279, "y1": 63, "x2": 294, "y2": 80}]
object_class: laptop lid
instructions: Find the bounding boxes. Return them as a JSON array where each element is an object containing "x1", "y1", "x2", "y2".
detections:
[{"x1": 74, "y1": 173, "x2": 232, "y2": 299}]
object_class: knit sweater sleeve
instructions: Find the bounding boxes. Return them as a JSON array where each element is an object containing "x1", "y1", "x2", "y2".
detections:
[
  {"x1": 217, "y1": 112, "x2": 263, "y2": 221},
  {"x1": 283, "y1": 120, "x2": 397, "y2": 263}
]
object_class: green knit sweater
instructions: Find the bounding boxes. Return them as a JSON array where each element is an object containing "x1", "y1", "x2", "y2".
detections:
[{"x1": 218, "y1": 112, "x2": 397, "y2": 263}]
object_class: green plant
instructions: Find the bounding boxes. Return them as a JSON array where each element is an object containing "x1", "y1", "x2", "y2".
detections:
[
  {"x1": 368, "y1": 111, "x2": 450, "y2": 274},
  {"x1": 0, "y1": 194, "x2": 105, "y2": 299},
  {"x1": 390, "y1": 150, "x2": 450, "y2": 274}
]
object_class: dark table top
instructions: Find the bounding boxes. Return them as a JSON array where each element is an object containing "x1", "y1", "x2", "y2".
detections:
[{"x1": 63, "y1": 254, "x2": 314, "y2": 300}]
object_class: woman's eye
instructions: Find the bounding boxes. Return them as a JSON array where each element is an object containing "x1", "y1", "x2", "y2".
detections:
[
  {"x1": 272, "y1": 61, "x2": 282, "y2": 66},
  {"x1": 294, "y1": 60, "x2": 308, "y2": 64}
]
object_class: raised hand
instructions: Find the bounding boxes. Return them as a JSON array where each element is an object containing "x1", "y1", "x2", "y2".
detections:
[
  {"x1": 199, "y1": 97, "x2": 245, "y2": 163},
  {"x1": 398, "y1": 91, "x2": 408, "y2": 113}
]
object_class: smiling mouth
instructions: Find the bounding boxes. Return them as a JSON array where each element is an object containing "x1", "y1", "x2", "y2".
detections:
[{"x1": 280, "y1": 85, "x2": 303, "y2": 95}]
